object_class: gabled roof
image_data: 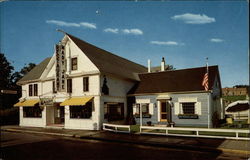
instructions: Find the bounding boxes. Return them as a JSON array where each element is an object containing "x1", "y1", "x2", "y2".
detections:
[
  {"x1": 17, "y1": 57, "x2": 51, "y2": 84},
  {"x1": 66, "y1": 33, "x2": 147, "y2": 80},
  {"x1": 128, "y1": 65, "x2": 221, "y2": 95}
]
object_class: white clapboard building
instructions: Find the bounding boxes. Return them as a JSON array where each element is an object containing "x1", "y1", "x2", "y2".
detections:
[
  {"x1": 14, "y1": 31, "x2": 223, "y2": 130},
  {"x1": 14, "y1": 32, "x2": 146, "y2": 130}
]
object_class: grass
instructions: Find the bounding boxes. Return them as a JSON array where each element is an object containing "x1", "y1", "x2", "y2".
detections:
[{"x1": 130, "y1": 125, "x2": 140, "y2": 133}]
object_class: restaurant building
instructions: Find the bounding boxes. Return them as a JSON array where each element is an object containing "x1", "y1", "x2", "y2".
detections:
[
  {"x1": 14, "y1": 32, "x2": 146, "y2": 130},
  {"x1": 14, "y1": 32, "x2": 223, "y2": 129}
]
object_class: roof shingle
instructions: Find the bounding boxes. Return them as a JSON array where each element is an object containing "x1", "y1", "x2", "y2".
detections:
[
  {"x1": 17, "y1": 57, "x2": 51, "y2": 84},
  {"x1": 128, "y1": 65, "x2": 220, "y2": 94},
  {"x1": 66, "y1": 33, "x2": 147, "y2": 80}
]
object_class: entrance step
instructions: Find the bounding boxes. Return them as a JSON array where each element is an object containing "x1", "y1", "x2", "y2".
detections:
[{"x1": 46, "y1": 124, "x2": 64, "y2": 129}]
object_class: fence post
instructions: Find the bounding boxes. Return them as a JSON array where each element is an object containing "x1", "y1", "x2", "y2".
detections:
[
  {"x1": 196, "y1": 130, "x2": 199, "y2": 136},
  {"x1": 236, "y1": 132, "x2": 239, "y2": 139},
  {"x1": 166, "y1": 128, "x2": 168, "y2": 135}
]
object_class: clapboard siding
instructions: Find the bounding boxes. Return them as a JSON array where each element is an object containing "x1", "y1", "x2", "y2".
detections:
[{"x1": 134, "y1": 93, "x2": 212, "y2": 127}]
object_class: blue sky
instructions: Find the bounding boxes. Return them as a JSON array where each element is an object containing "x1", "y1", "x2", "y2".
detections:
[{"x1": 1, "y1": 1, "x2": 249, "y2": 87}]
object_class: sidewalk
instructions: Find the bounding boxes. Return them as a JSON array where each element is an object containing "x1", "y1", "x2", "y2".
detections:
[{"x1": 1, "y1": 125, "x2": 249, "y2": 155}]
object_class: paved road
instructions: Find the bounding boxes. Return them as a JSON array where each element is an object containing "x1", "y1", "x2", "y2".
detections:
[{"x1": 1, "y1": 131, "x2": 249, "y2": 160}]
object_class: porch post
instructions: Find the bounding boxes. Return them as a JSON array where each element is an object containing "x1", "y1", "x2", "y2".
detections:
[
  {"x1": 140, "y1": 103, "x2": 142, "y2": 127},
  {"x1": 208, "y1": 93, "x2": 210, "y2": 128}
]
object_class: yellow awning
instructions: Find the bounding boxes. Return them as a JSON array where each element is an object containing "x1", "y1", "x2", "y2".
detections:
[
  {"x1": 60, "y1": 97, "x2": 93, "y2": 106},
  {"x1": 14, "y1": 99, "x2": 39, "y2": 107},
  {"x1": 14, "y1": 101, "x2": 24, "y2": 107}
]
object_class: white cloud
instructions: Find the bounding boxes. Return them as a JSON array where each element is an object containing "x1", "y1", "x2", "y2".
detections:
[
  {"x1": 210, "y1": 38, "x2": 224, "y2": 43},
  {"x1": 150, "y1": 41, "x2": 183, "y2": 46},
  {"x1": 104, "y1": 28, "x2": 119, "y2": 34},
  {"x1": 46, "y1": 20, "x2": 97, "y2": 29},
  {"x1": 122, "y1": 29, "x2": 143, "y2": 35},
  {"x1": 46, "y1": 20, "x2": 80, "y2": 27},
  {"x1": 80, "y1": 22, "x2": 97, "y2": 29},
  {"x1": 171, "y1": 13, "x2": 215, "y2": 24}
]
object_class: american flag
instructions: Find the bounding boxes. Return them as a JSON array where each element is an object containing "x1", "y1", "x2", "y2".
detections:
[{"x1": 202, "y1": 72, "x2": 209, "y2": 91}]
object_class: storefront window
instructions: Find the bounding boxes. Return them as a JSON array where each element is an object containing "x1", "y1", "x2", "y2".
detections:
[
  {"x1": 70, "y1": 102, "x2": 92, "y2": 119},
  {"x1": 104, "y1": 103, "x2": 124, "y2": 121},
  {"x1": 23, "y1": 106, "x2": 42, "y2": 118}
]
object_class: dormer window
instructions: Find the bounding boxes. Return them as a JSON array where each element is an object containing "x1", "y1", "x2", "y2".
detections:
[{"x1": 71, "y1": 57, "x2": 77, "y2": 70}]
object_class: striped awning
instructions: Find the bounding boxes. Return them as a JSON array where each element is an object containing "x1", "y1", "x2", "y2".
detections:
[
  {"x1": 60, "y1": 97, "x2": 93, "y2": 106},
  {"x1": 14, "y1": 99, "x2": 40, "y2": 107}
]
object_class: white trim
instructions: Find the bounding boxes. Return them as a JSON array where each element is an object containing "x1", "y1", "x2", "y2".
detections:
[
  {"x1": 136, "y1": 99, "x2": 150, "y2": 104},
  {"x1": 178, "y1": 97, "x2": 197, "y2": 102},
  {"x1": 149, "y1": 103, "x2": 154, "y2": 115}
]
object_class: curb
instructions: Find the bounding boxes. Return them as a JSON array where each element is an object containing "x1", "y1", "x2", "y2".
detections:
[{"x1": 1, "y1": 128, "x2": 74, "y2": 137}]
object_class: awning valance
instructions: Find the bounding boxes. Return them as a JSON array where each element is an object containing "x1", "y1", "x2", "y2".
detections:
[
  {"x1": 14, "y1": 99, "x2": 40, "y2": 107},
  {"x1": 60, "y1": 97, "x2": 93, "y2": 106}
]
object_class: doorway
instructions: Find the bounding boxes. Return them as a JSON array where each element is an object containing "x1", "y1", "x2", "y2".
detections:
[
  {"x1": 160, "y1": 101, "x2": 171, "y2": 122},
  {"x1": 54, "y1": 103, "x2": 64, "y2": 124}
]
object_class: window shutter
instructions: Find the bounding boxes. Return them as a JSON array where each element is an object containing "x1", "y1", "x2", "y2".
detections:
[
  {"x1": 149, "y1": 103, "x2": 154, "y2": 115},
  {"x1": 133, "y1": 104, "x2": 136, "y2": 115},
  {"x1": 174, "y1": 102, "x2": 179, "y2": 115},
  {"x1": 196, "y1": 102, "x2": 202, "y2": 115}
]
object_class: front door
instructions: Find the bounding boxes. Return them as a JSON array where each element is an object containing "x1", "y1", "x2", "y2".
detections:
[
  {"x1": 160, "y1": 101, "x2": 171, "y2": 122},
  {"x1": 160, "y1": 101, "x2": 167, "y2": 122},
  {"x1": 54, "y1": 104, "x2": 64, "y2": 124}
]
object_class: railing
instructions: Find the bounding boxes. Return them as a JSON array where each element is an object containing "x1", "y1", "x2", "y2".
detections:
[
  {"x1": 140, "y1": 126, "x2": 250, "y2": 140},
  {"x1": 103, "y1": 123, "x2": 131, "y2": 133}
]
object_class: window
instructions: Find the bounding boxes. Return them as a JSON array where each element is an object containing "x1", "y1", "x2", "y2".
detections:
[
  {"x1": 34, "y1": 84, "x2": 38, "y2": 96},
  {"x1": 182, "y1": 102, "x2": 195, "y2": 114},
  {"x1": 29, "y1": 84, "x2": 33, "y2": 96},
  {"x1": 70, "y1": 102, "x2": 92, "y2": 119},
  {"x1": 28, "y1": 84, "x2": 38, "y2": 96},
  {"x1": 83, "y1": 77, "x2": 89, "y2": 92},
  {"x1": 135, "y1": 103, "x2": 149, "y2": 114},
  {"x1": 23, "y1": 106, "x2": 42, "y2": 118},
  {"x1": 104, "y1": 103, "x2": 124, "y2": 121},
  {"x1": 52, "y1": 81, "x2": 57, "y2": 93},
  {"x1": 71, "y1": 57, "x2": 77, "y2": 70},
  {"x1": 67, "y1": 79, "x2": 72, "y2": 93}
]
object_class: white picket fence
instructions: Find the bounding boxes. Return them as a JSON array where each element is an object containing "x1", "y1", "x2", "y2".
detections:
[
  {"x1": 103, "y1": 123, "x2": 131, "y2": 133},
  {"x1": 140, "y1": 126, "x2": 250, "y2": 140}
]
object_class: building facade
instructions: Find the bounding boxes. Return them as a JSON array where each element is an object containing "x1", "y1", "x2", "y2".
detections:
[
  {"x1": 129, "y1": 64, "x2": 223, "y2": 128},
  {"x1": 15, "y1": 32, "x2": 223, "y2": 130},
  {"x1": 15, "y1": 32, "x2": 146, "y2": 130}
]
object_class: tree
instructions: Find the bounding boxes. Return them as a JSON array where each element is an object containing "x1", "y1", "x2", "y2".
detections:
[
  {"x1": 0, "y1": 53, "x2": 14, "y2": 89},
  {"x1": 20, "y1": 63, "x2": 36, "y2": 76},
  {"x1": 0, "y1": 54, "x2": 36, "y2": 110},
  {"x1": 11, "y1": 63, "x2": 36, "y2": 85}
]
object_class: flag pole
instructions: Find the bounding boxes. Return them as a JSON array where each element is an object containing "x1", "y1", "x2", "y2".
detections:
[{"x1": 206, "y1": 57, "x2": 210, "y2": 128}]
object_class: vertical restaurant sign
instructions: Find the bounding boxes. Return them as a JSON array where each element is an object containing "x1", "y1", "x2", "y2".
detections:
[{"x1": 55, "y1": 43, "x2": 66, "y2": 92}]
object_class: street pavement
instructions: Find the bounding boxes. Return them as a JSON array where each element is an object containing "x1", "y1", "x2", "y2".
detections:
[
  {"x1": 1, "y1": 125, "x2": 250, "y2": 158},
  {"x1": 1, "y1": 131, "x2": 249, "y2": 160}
]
